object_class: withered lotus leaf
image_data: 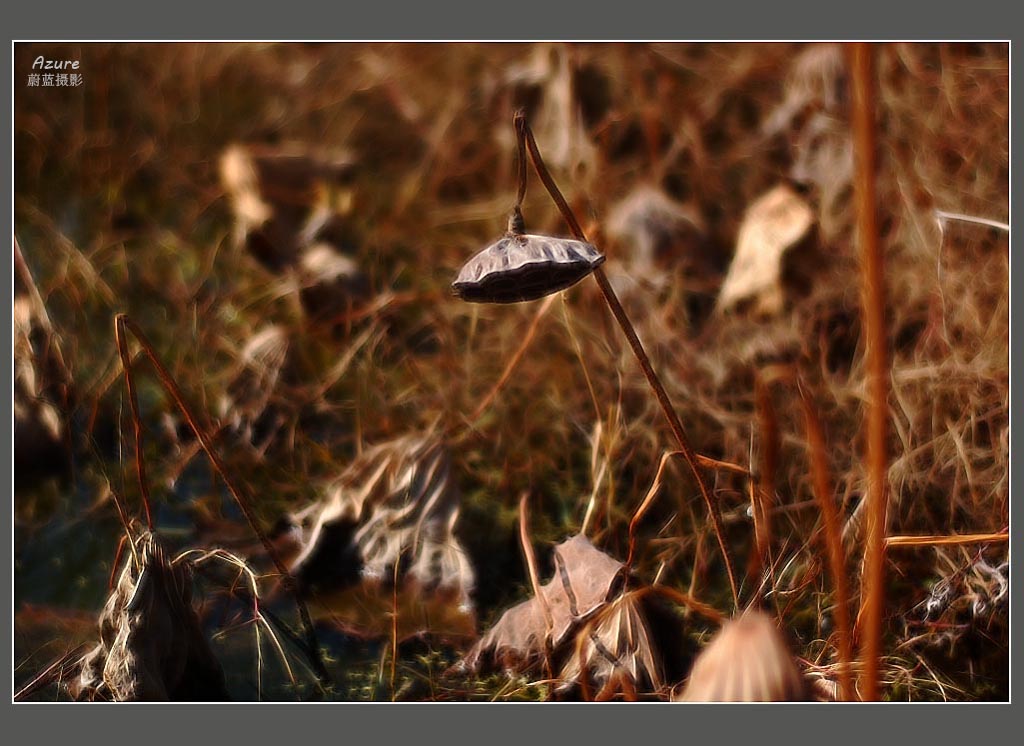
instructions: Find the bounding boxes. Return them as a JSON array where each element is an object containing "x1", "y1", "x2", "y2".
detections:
[
  {"x1": 674, "y1": 610, "x2": 808, "y2": 702},
  {"x1": 460, "y1": 533, "x2": 624, "y2": 672},
  {"x1": 219, "y1": 324, "x2": 290, "y2": 446},
  {"x1": 287, "y1": 433, "x2": 475, "y2": 615},
  {"x1": 219, "y1": 143, "x2": 358, "y2": 272},
  {"x1": 716, "y1": 183, "x2": 815, "y2": 317},
  {"x1": 559, "y1": 590, "x2": 664, "y2": 697},
  {"x1": 71, "y1": 532, "x2": 228, "y2": 702},
  {"x1": 453, "y1": 233, "x2": 605, "y2": 304}
]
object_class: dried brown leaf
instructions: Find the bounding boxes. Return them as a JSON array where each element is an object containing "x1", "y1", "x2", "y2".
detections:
[
  {"x1": 717, "y1": 184, "x2": 816, "y2": 316},
  {"x1": 460, "y1": 533, "x2": 624, "y2": 673},
  {"x1": 288, "y1": 433, "x2": 475, "y2": 616},
  {"x1": 559, "y1": 590, "x2": 664, "y2": 697},
  {"x1": 71, "y1": 532, "x2": 228, "y2": 702}
]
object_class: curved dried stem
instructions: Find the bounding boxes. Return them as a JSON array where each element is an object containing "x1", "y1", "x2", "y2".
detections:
[
  {"x1": 114, "y1": 317, "x2": 154, "y2": 530},
  {"x1": 180, "y1": 547, "x2": 300, "y2": 696},
  {"x1": 514, "y1": 108, "x2": 529, "y2": 209},
  {"x1": 113, "y1": 314, "x2": 332, "y2": 690},
  {"x1": 518, "y1": 493, "x2": 555, "y2": 686},
  {"x1": 800, "y1": 382, "x2": 855, "y2": 702},
  {"x1": 626, "y1": 451, "x2": 682, "y2": 569},
  {"x1": 515, "y1": 110, "x2": 739, "y2": 610}
]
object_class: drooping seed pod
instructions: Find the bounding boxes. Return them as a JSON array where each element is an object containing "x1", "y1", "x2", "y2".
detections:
[
  {"x1": 675, "y1": 610, "x2": 809, "y2": 702},
  {"x1": 453, "y1": 210, "x2": 605, "y2": 304}
]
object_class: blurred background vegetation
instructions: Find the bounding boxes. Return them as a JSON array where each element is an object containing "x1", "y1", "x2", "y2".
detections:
[{"x1": 13, "y1": 42, "x2": 1008, "y2": 701}]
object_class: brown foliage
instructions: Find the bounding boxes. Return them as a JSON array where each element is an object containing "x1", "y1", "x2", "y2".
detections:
[
  {"x1": 460, "y1": 533, "x2": 624, "y2": 673},
  {"x1": 71, "y1": 532, "x2": 228, "y2": 701}
]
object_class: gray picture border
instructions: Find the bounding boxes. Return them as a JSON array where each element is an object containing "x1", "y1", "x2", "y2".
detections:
[{"x1": 5, "y1": 1, "x2": 1017, "y2": 744}]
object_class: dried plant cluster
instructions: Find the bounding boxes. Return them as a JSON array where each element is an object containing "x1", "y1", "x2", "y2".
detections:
[
  {"x1": 72, "y1": 532, "x2": 229, "y2": 701},
  {"x1": 13, "y1": 42, "x2": 1007, "y2": 701}
]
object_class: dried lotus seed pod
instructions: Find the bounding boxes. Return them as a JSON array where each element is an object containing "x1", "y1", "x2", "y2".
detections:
[{"x1": 453, "y1": 211, "x2": 605, "y2": 304}]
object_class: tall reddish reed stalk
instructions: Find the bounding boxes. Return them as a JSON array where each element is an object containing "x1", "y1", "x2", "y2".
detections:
[
  {"x1": 801, "y1": 384, "x2": 855, "y2": 701},
  {"x1": 849, "y1": 42, "x2": 890, "y2": 702},
  {"x1": 750, "y1": 375, "x2": 779, "y2": 586}
]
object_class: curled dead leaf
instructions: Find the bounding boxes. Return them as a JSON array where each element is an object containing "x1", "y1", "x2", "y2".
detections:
[
  {"x1": 717, "y1": 184, "x2": 816, "y2": 317},
  {"x1": 606, "y1": 185, "x2": 708, "y2": 273},
  {"x1": 284, "y1": 433, "x2": 476, "y2": 629},
  {"x1": 459, "y1": 533, "x2": 625, "y2": 673},
  {"x1": 559, "y1": 589, "x2": 665, "y2": 699},
  {"x1": 71, "y1": 532, "x2": 228, "y2": 701}
]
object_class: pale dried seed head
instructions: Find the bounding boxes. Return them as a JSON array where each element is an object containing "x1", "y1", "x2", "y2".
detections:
[{"x1": 675, "y1": 610, "x2": 808, "y2": 702}]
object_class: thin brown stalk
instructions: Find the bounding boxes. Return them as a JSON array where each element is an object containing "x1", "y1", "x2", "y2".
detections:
[
  {"x1": 113, "y1": 314, "x2": 332, "y2": 689},
  {"x1": 884, "y1": 533, "x2": 1008, "y2": 548},
  {"x1": 391, "y1": 552, "x2": 400, "y2": 701},
  {"x1": 801, "y1": 384, "x2": 855, "y2": 702},
  {"x1": 514, "y1": 112, "x2": 528, "y2": 208},
  {"x1": 468, "y1": 294, "x2": 557, "y2": 425},
  {"x1": 561, "y1": 295, "x2": 603, "y2": 425},
  {"x1": 14, "y1": 644, "x2": 89, "y2": 701},
  {"x1": 626, "y1": 451, "x2": 682, "y2": 568},
  {"x1": 515, "y1": 110, "x2": 739, "y2": 611},
  {"x1": 747, "y1": 476, "x2": 768, "y2": 587},
  {"x1": 643, "y1": 584, "x2": 725, "y2": 626},
  {"x1": 749, "y1": 431, "x2": 781, "y2": 615},
  {"x1": 113, "y1": 318, "x2": 155, "y2": 530},
  {"x1": 694, "y1": 455, "x2": 751, "y2": 478},
  {"x1": 849, "y1": 42, "x2": 889, "y2": 702},
  {"x1": 105, "y1": 482, "x2": 138, "y2": 553},
  {"x1": 749, "y1": 375, "x2": 778, "y2": 585},
  {"x1": 518, "y1": 493, "x2": 554, "y2": 687},
  {"x1": 107, "y1": 533, "x2": 129, "y2": 591},
  {"x1": 688, "y1": 503, "x2": 706, "y2": 601}
]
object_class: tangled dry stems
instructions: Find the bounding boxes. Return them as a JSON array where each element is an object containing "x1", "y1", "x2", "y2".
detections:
[{"x1": 13, "y1": 42, "x2": 1007, "y2": 700}]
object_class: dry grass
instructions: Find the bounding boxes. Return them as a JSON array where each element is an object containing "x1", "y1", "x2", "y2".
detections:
[{"x1": 13, "y1": 41, "x2": 1007, "y2": 701}]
